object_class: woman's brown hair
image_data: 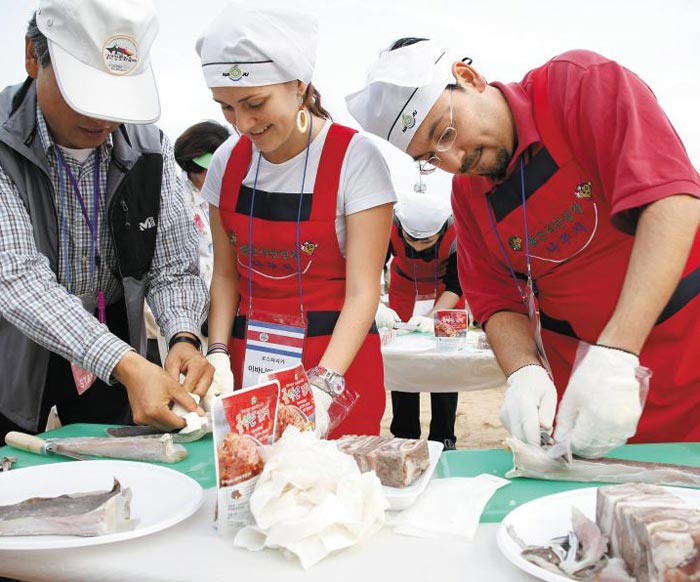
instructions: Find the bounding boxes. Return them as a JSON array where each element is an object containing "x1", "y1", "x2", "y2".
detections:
[{"x1": 302, "y1": 83, "x2": 332, "y2": 120}]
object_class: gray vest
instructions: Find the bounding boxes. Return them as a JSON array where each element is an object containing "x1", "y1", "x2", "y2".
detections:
[{"x1": 0, "y1": 79, "x2": 163, "y2": 430}]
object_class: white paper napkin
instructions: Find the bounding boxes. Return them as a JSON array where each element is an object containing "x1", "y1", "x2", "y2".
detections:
[
  {"x1": 388, "y1": 474, "x2": 510, "y2": 540},
  {"x1": 234, "y1": 427, "x2": 388, "y2": 568}
]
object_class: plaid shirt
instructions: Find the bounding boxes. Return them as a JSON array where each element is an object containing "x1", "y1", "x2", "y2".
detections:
[{"x1": 0, "y1": 107, "x2": 208, "y2": 382}]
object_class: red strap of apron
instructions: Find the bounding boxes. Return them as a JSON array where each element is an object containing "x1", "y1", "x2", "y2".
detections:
[
  {"x1": 311, "y1": 124, "x2": 357, "y2": 221},
  {"x1": 220, "y1": 136, "x2": 252, "y2": 215},
  {"x1": 531, "y1": 67, "x2": 574, "y2": 167}
]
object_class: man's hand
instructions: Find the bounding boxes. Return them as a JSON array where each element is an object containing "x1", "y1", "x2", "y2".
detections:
[
  {"x1": 407, "y1": 314, "x2": 434, "y2": 333},
  {"x1": 164, "y1": 335, "x2": 214, "y2": 399},
  {"x1": 114, "y1": 351, "x2": 201, "y2": 431},
  {"x1": 499, "y1": 365, "x2": 558, "y2": 445},
  {"x1": 554, "y1": 345, "x2": 643, "y2": 458}
]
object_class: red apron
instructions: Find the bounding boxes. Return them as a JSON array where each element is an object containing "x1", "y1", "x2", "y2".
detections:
[
  {"x1": 218, "y1": 124, "x2": 385, "y2": 438},
  {"x1": 462, "y1": 68, "x2": 700, "y2": 443},
  {"x1": 388, "y1": 221, "x2": 465, "y2": 321}
]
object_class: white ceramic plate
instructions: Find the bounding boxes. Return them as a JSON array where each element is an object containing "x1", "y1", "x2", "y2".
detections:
[
  {"x1": 384, "y1": 440, "x2": 444, "y2": 511},
  {"x1": 0, "y1": 460, "x2": 203, "y2": 550},
  {"x1": 496, "y1": 485, "x2": 700, "y2": 582}
]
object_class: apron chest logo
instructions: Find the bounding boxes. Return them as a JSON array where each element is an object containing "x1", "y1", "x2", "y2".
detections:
[
  {"x1": 301, "y1": 241, "x2": 318, "y2": 255},
  {"x1": 575, "y1": 182, "x2": 593, "y2": 199},
  {"x1": 508, "y1": 236, "x2": 523, "y2": 251}
]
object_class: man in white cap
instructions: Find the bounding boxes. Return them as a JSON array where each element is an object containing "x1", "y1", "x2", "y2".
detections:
[
  {"x1": 382, "y1": 191, "x2": 464, "y2": 450},
  {"x1": 347, "y1": 38, "x2": 700, "y2": 458},
  {"x1": 0, "y1": 0, "x2": 212, "y2": 444}
]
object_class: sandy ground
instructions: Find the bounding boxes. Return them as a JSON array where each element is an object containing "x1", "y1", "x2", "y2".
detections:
[{"x1": 379, "y1": 385, "x2": 509, "y2": 449}]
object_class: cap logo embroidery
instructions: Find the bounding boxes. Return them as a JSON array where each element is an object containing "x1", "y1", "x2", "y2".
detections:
[
  {"x1": 223, "y1": 64, "x2": 249, "y2": 82},
  {"x1": 102, "y1": 36, "x2": 139, "y2": 75},
  {"x1": 401, "y1": 110, "x2": 418, "y2": 132}
]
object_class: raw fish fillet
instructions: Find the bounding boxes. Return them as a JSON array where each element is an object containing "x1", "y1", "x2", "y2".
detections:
[
  {"x1": 598, "y1": 483, "x2": 700, "y2": 582},
  {"x1": 51, "y1": 434, "x2": 187, "y2": 463},
  {"x1": 505, "y1": 438, "x2": 700, "y2": 488},
  {"x1": 0, "y1": 479, "x2": 134, "y2": 537}
]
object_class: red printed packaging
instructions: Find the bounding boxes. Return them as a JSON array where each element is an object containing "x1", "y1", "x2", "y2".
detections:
[
  {"x1": 260, "y1": 363, "x2": 316, "y2": 439},
  {"x1": 212, "y1": 380, "x2": 280, "y2": 535},
  {"x1": 433, "y1": 309, "x2": 469, "y2": 352}
]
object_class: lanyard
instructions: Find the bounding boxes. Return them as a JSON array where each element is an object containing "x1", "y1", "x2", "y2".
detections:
[
  {"x1": 247, "y1": 116, "x2": 314, "y2": 321},
  {"x1": 55, "y1": 147, "x2": 105, "y2": 322},
  {"x1": 409, "y1": 244, "x2": 439, "y2": 299},
  {"x1": 485, "y1": 158, "x2": 530, "y2": 304}
]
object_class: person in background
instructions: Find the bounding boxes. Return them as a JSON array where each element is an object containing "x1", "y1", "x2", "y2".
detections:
[
  {"x1": 174, "y1": 120, "x2": 231, "y2": 292},
  {"x1": 0, "y1": 0, "x2": 211, "y2": 444},
  {"x1": 195, "y1": 4, "x2": 395, "y2": 436},
  {"x1": 347, "y1": 38, "x2": 700, "y2": 458},
  {"x1": 382, "y1": 191, "x2": 464, "y2": 450}
]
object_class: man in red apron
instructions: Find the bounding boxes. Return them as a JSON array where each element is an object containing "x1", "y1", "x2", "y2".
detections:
[
  {"x1": 384, "y1": 192, "x2": 464, "y2": 449},
  {"x1": 348, "y1": 39, "x2": 700, "y2": 458}
]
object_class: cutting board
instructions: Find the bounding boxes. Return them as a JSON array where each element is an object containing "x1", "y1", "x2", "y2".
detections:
[{"x1": 437, "y1": 442, "x2": 700, "y2": 522}]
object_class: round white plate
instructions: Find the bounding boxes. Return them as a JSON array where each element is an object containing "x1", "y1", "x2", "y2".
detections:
[
  {"x1": 496, "y1": 485, "x2": 700, "y2": 582},
  {"x1": 0, "y1": 460, "x2": 203, "y2": 550}
]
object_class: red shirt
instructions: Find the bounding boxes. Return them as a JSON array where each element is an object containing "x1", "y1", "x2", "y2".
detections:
[{"x1": 453, "y1": 49, "x2": 700, "y2": 324}]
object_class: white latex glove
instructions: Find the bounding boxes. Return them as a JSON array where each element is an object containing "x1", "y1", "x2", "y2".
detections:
[
  {"x1": 407, "y1": 314, "x2": 434, "y2": 334},
  {"x1": 202, "y1": 352, "x2": 235, "y2": 412},
  {"x1": 554, "y1": 345, "x2": 642, "y2": 459},
  {"x1": 499, "y1": 365, "x2": 557, "y2": 445},
  {"x1": 311, "y1": 386, "x2": 332, "y2": 438},
  {"x1": 375, "y1": 302, "x2": 401, "y2": 329}
]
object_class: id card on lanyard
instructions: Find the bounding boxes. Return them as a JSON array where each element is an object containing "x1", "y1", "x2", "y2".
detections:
[
  {"x1": 242, "y1": 121, "x2": 313, "y2": 387},
  {"x1": 56, "y1": 147, "x2": 106, "y2": 394},
  {"x1": 410, "y1": 247, "x2": 438, "y2": 318},
  {"x1": 486, "y1": 159, "x2": 553, "y2": 376}
]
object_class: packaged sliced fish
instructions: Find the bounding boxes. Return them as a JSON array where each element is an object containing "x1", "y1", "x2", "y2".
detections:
[
  {"x1": 505, "y1": 438, "x2": 700, "y2": 488},
  {"x1": 0, "y1": 479, "x2": 134, "y2": 537}
]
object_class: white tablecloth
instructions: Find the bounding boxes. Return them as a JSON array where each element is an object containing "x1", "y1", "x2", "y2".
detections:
[
  {"x1": 381, "y1": 331, "x2": 506, "y2": 393},
  {"x1": 0, "y1": 488, "x2": 538, "y2": 582}
]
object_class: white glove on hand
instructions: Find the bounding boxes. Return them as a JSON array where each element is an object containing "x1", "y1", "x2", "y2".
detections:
[
  {"x1": 408, "y1": 314, "x2": 434, "y2": 334},
  {"x1": 375, "y1": 302, "x2": 401, "y2": 329},
  {"x1": 310, "y1": 386, "x2": 332, "y2": 438},
  {"x1": 202, "y1": 352, "x2": 235, "y2": 412},
  {"x1": 554, "y1": 345, "x2": 642, "y2": 459},
  {"x1": 499, "y1": 365, "x2": 558, "y2": 445}
]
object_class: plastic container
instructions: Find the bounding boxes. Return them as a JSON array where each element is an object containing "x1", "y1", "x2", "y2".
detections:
[{"x1": 433, "y1": 309, "x2": 469, "y2": 352}]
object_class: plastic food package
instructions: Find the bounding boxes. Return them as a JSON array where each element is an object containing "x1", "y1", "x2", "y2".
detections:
[{"x1": 433, "y1": 309, "x2": 469, "y2": 352}]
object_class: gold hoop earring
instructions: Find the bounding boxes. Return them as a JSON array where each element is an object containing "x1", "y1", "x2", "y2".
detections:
[{"x1": 296, "y1": 107, "x2": 309, "y2": 133}]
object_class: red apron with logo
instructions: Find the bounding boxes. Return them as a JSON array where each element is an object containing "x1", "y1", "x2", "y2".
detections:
[
  {"x1": 218, "y1": 124, "x2": 385, "y2": 438},
  {"x1": 462, "y1": 68, "x2": 700, "y2": 443},
  {"x1": 388, "y1": 221, "x2": 465, "y2": 321}
]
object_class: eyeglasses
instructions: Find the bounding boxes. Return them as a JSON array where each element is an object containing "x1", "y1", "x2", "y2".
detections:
[{"x1": 418, "y1": 87, "x2": 457, "y2": 175}]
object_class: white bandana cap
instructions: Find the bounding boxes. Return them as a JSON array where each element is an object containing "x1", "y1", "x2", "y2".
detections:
[
  {"x1": 346, "y1": 40, "x2": 463, "y2": 153},
  {"x1": 396, "y1": 191, "x2": 452, "y2": 239},
  {"x1": 196, "y1": 3, "x2": 318, "y2": 88},
  {"x1": 36, "y1": 0, "x2": 160, "y2": 124}
]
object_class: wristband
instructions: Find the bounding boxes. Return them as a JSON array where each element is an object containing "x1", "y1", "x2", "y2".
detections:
[
  {"x1": 168, "y1": 334, "x2": 201, "y2": 352},
  {"x1": 206, "y1": 342, "x2": 230, "y2": 356}
]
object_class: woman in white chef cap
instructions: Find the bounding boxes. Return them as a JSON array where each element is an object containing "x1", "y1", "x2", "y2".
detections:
[
  {"x1": 384, "y1": 191, "x2": 465, "y2": 449},
  {"x1": 196, "y1": 4, "x2": 396, "y2": 438}
]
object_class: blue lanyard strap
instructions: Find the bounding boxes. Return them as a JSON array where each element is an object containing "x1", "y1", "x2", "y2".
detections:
[
  {"x1": 54, "y1": 147, "x2": 101, "y2": 288},
  {"x1": 247, "y1": 116, "x2": 314, "y2": 320},
  {"x1": 485, "y1": 157, "x2": 529, "y2": 304}
]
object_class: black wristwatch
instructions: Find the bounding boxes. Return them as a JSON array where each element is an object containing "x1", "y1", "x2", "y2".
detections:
[{"x1": 168, "y1": 333, "x2": 202, "y2": 352}]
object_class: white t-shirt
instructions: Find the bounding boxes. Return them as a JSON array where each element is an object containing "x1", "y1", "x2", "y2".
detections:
[{"x1": 201, "y1": 121, "x2": 396, "y2": 255}]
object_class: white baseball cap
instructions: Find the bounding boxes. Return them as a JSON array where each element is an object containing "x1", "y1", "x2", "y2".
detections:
[
  {"x1": 396, "y1": 192, "x2": 452, "y2": 239},
  {"x1": 346, "y1": 40, "x2": 463, "y2": 153},
  {"x1": 196, "y1": 4, "x2": 318, "y2": 88},
  {"x1": 36, "y1": 0, "x2": 160, "y2": 124}
]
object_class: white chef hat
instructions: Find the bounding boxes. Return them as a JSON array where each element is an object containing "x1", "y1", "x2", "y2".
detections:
[
  {"x1": 36, "y1": 0, "x2": 160, "y2": 124},
  {"x1": 396, "y1": 192, "x2": 452, "y2": 239},
  {"x1": 346, "y1": 40, "x2": 464, "y2": 153},
  {"x1": 196, "y1": 3, "x2": 318, "y2": 88}
]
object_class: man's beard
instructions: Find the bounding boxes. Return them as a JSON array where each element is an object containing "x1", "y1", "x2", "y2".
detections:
[{"x1": 460, "y1": 147, "x2": 511, "y2": 180}]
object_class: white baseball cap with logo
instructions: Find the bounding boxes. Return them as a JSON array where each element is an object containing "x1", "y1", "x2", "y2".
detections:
[
  {"x1": 35, "y1": 0, "x2": 160, "y2": 124},
  {"x1": 346, "y1": 40, "x2": 464, "y2": 153},
  {"x1": 396, "y1": 191, "x2": 452, "y2": 239},
  {"x1": 196, "y1": 3, "x2": 318, "y2": 88}
]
